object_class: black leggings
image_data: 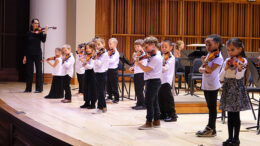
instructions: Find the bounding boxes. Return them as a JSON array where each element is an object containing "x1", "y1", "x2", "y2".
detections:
[
  {"x1": 204, "y1": 90, "x2": 219, "y2": 130},
  {"x1": 227, "y1": 112, "x2": 241, "y2": 140}
]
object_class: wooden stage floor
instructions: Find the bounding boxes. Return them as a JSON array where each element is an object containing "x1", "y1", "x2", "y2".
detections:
[{"x1": 0, "y1": 82, "x2": 259, "y2": 146}]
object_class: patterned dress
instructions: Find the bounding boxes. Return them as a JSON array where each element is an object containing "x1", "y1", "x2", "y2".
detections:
[{"x1": 219, "y1": 78, "x2": 251, "y2": 112}]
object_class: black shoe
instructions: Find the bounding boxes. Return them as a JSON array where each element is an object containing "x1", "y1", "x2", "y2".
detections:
[
  {"x1": 80, "y1": 103, "x2": 90, "y2": 108},
  {"x1": 164, "y1": 116, "x2": 177, "y2": 122},
  {"x1": 196, "y1": 126, "x2": 216, "y2": 137},
  {"x1": 106, "y1": 97, "x2": 113, "y2": 101},
  {"x1": 232, "y1": 139, "x2": 240, "y2": 146},
  {"x1": 87, "y1": 105, "x2": 96, "y2": 109},
  {"x1": 112, "y1": 99, "x2": 119, "y2": 104},
  {"x1": 160, "y1": 114, "x2": 167, "y2": 120},
  {"x1": 132, "y1": 106, "x2": 137, "y2": 109},
  {"x1": 134, "y1": 105, "x2": 146, "y2": 110},
  {"x1": 35, "y1": 90, "x2": 42, "y2": 93},
  {"x1": 24, "y1": 89, "x2": 31, "y2": 93},
  {"x1": 222, "y1": 139, "x2": 233, "y2": 146}
]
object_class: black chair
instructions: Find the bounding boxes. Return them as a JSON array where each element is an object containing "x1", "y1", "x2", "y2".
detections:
[
  {"x1": 175, "y1": 58, "x2": 186, "y2": 95},
  {"x1": 188, "y1": 58, "x2": 202, "y2": 96}
]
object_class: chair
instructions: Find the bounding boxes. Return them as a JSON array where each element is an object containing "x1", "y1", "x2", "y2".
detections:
[
  {"x1": 175, "y1": 58, "x2": 186, "y2": 95},
  {"x1": 188, "y1": 58, "x2": 202, "y2": 96}
]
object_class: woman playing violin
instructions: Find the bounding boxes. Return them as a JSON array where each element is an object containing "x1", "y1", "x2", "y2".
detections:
[{"x1": 23, "y1": 18, "x2": 48, "y2": 93}]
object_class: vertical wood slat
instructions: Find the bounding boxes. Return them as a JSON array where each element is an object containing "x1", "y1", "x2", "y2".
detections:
[{"x1": 96, "y1": 0, "x2": 260, "y2": 61}]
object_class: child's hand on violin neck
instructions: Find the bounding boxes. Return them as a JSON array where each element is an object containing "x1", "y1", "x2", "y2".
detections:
[{"x1": 201, "y1": 56, "x2": 206, "y2": 62}]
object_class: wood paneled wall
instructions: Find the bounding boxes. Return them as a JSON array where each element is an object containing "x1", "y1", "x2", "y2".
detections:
[{"x1": 96, "y1": 0, "x2": 260, "y2": 61}]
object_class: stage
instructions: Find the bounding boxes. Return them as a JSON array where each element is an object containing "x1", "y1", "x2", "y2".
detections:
[{"x1": 0, "y1": 82, "x2": 259, "y2": 146}]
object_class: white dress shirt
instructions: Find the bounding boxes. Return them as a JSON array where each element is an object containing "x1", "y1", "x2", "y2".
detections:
[
  {"x1": 134, "y1": 59, "x2": 148, "y2": 74},
  {"x1": 201, "y1": 53, "x2": 224, "y2": 90},
  {"x1": 75, "y1": 54, "x2": 85, "y2": 74},
  {"x1": 161, "y1": 52, "x2": 175, "y2": 86},
  {"x1": 144, "y1": 51, "x2": 163, "y2": 80},
  {"x1": 94, "y1": 51, "x2": 109, "y2": 73},
  {"x1": 63, "y1": 53, "x2": 75, "y2": 77},
  {"x1": 52, "y1": 57, "x2": 65, "y2": 76},
  {"x1": 108, "y1": 48, "x2": 120, "y2": 69},
  {"x1": 83, "y1": 58, "x2": 94, "y2": 70},
  {"x1": 219, "y1": 57, "x2": 247, "y2": 82}
]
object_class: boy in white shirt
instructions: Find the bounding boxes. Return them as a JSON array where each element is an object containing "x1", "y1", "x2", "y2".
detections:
[
  {"x1": 75, "y1": 44, "x2": 85, "y2": 94},
  {"x1": 107, "y1": 38, "x2": 120, "y2": 103},
  {"x1": 158, "y1": 40, "x2": 177, "y2": 122},
  {"x1": 136, "y1": 36, "x2": 162, "y2": 130},
  {"x1": 61, "y1": 44, "x2": 75, "y2": 103},
  {"x1": 92, "y1": 38, "x2": 109, "y2": 114},
  {"x1": 129, "y1": 39, "x2": 147, "y2": 110}
]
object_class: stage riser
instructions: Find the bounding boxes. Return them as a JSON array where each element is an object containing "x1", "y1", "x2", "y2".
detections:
[
  {"x1": 176, "y1": 103, "x2": 221, "y2": 114},
  {"x1": 0, "y1": 101, "x2": 78, "y2": 146}
]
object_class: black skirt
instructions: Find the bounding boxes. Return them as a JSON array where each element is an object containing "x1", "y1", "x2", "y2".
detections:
[{"x1": 45, "y1": 76, "x2": 64, "y2": 99}]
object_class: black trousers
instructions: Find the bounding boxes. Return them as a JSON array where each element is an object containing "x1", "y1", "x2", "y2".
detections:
[
  {"x1": 158, "y1": 83, "x2": 176, "y2": 117},
  {"x1": 83, "y1": 69, "x2": 97, "y2": 106},
  {"x1": 134, "y1": 73, "x2": 145, "y2": 106},
  {"x1": 204, "y1": 89, "x2": 219, "y2": 130},
  {"x1": 107, "y1": 69, "x2": 119, "y2": 100},
  {"x1": 64, "y1": 75, "x2": 72, "y2": 100},
  {"x1": 96, "y1": 72, "x2": 107, "y2": 109},
  {"x1": 25, "y1": 55, "x2": 43, "y2": 91},
  {"x1": 46, "y1": 76, "x2": 64, "y2": 98},
  {"x1": 145, "y1": 79, "x2": 161, "y2": 122},
  {"x1": 77, "y1": 73, "x2": 84, "y2": 93}
]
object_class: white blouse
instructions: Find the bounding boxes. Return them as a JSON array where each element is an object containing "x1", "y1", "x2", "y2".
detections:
[{"x1": 219, "y1": 57, "x2": 247, "y2": 82}]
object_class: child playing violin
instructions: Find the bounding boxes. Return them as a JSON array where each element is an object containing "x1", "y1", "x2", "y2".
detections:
[
  {"x1": 45, "y1": 48, "x2": 65, "y2": 99},
  {"x1": 196, "y1": 34, "x2": 224, "y2": 137},
  {"x1": 220, "y1": 38, "x2": 251, "y2": 146},
  {"x1": 92, "y1": 38, "x2": 109, "y2": 114},
  {"x1": 61, "y1": 44, "x2": 75, "y2": 103},
  {"x1": 129, "y1": 39, "x2": 147, "y2": 110},
  {"x1": 75, "y1": 44, "x2": 86, "y2": 94},
  {"x1": 80, "y1": 42, "x2": 97, "y2": 109},
  {"x1": 106, "y1": 38, "x2": 120, "y2": 103},
  {"x1": 136, "y1": 36, "x2": 162, "y2": 130},
  {"x1": 158, "y1": 40, "x2": 177, "y2": 122}
]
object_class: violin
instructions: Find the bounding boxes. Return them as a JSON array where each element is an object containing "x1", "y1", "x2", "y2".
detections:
[
  {"x1": 85, "y1": 53, "x2": 93, "y2": 62},
  {"x1": 227, "y1": 56, "x2": 246, "y2": 69},
  {"x1": 33, "y1": 26, "x2": 57, "y2": 34},
  {"x1": 108, "y1": 48, "x2": 115, "y2": 56},
  {"x1": 46, "y1": 55, "x2": 59, "y2": 61},
  {"x1": 63, "y1": 54, "x2": 71, "y2": 63},
  {"x1": 203, "y1": 49, "x2": 219, "y2": 64},
  {"x1": 163, "y1": 52, "x2": 172, "y2": 66},
  {"x1": 92, "y1": 48, "x2": 106, "y2": 60}
]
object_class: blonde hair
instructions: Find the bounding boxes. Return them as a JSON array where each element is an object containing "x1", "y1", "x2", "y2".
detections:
[
  {"x1": 109, "y1": 38, "x2": 118, "y2": 44},
  {"x1": 175, "y1": 40, "x2": 184, "y2": 50},
  {"x1": 134, "y1": 39, "x2": 144, "y2": 46},
  {"x1": 96, "y1": 38, "x2": 105, "y2": 45},
  {"x1": 62, "y1": 44, "x2": 71, "y2": 50}
]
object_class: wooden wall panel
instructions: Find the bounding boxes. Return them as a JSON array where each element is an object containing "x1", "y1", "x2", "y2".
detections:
[{"x1": 96, "y1": 0, "x2": 260, "y2": 60}]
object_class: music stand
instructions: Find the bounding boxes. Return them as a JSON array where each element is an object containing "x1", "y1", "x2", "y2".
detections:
[{"x1": 119, "y1": 54, "x2": 132, "y2": 101}]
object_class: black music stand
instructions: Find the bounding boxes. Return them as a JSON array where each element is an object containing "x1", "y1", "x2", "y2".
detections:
[
  {"x1": 246, "y1": 98, "x2": 260, "y2": 135},
  {"x1": 119, "y1": 54, "x2": 132, "y2": 101}
]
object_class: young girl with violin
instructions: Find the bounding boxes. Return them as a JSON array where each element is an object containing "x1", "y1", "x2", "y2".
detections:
[
  {"x1": 129, "y1": 39, "x2": 147, "y2": 110},
  {"x1": 136, "y1": 36, "x2": 162, "y2": 130},
  {"x1": 196, "y1": 34, "x2": 224, "y2": 137},
  {"x1": 158, "y1": 40, "x2": 177, "y2": 122},
  {"x1": 219, "y1": 38, "x2": 251, "y2": 146},
  {"x1": 75, "y1": 44, "x2": 86, "y2": 94},
  {"x1": 45, "y1": 48, "x2": 65, "y2": 99},
  {"x1": 92, "y1": 38, "x2": 109, "y2": 114},
  {"x1": 106, "y1": 38, "x2": 120, "y2": 103},
  {"x1": 80, "y1": 42, "x2": 97, "y2": 109},
  {"x1": 61, "y1": 44, "x2": 75, "y2": 103}
]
